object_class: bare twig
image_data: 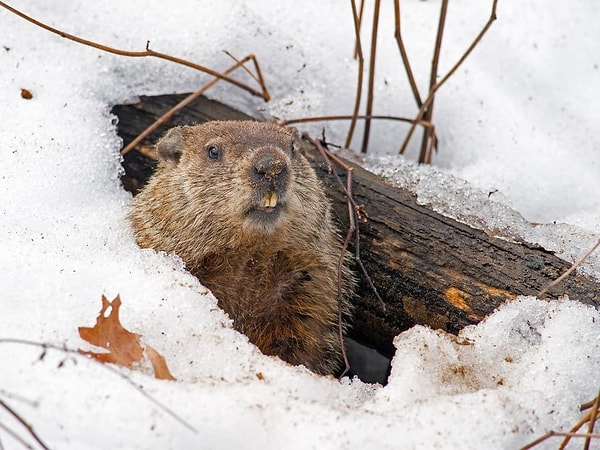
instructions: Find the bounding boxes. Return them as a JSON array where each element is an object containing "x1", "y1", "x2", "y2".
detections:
[
  {"x1": 561, "y1": 388, "x2": 600, "y2": 450},
  {"x1": 521, "y1": 431, "x2": 600, "y2": 450},
  {"x1": 223, "y1": 50, "x2": 270, "y2": 100},
  {"x1": 584, "y1": 389, "x2": 600, "y2": 450},
  {"x1": 346, "y1": 0, "x2": 366, "y2": 149},
  {"x1": 582, "y1": 398, "x2": 598, "y2": 412},
  {"x1": 0, "y1": 421, "x2": 37, "y2": 450},
  {"x1": 0, "y1": 338, "x2": 197, "y2": 433},
  {"x1": 399, "y1": 0, "x2": 498, "y2": 155},
  {"x1": 0, "y1": 1, "x2": 269, "y2": 100},
  {"x1": 0, "y1": 399, "x2": 50, "y2": 450},
  {"x1": 338, "y1": 168, "x2": 356, "y2": 378},
  {"x1": 281, "y1": 113, "x2": 431, "y2": 127},
  {"x1": 121, "y1": 54, "x2": 265, "y2": 155},
  {"x1": 308, "y1": 135, "x2": 353, "y2": 377},
  {"x1": 522, "y1": 388, "x2": 600, "y2": 450},
  {"x1": 560, "y1": 413, "x2": 595, "y2": 449},
  {"x1": 393, "y1": 0, "x2": 423, "y2": 108},
  {"x1": 0, "y1": 391, "x2": 37, "y2": 409},
  {"x1": 360, "y1": 0, "x2": 381, "y2": 153},
  {"x1": 538, "y1": 238, "x2": 600, "y2": 298},
  {"x1": 418, "y1": 0, "x2": 448, "y2": 164},
  {"x1": 304, "y1": 134, "x2": 386, "y2": 313},
  {"x1": 305, "y1": 133, "x2": 389, "y2": 377},
  {"x1": 352, "y1": 0, "x2": 365, "y2": 60}
]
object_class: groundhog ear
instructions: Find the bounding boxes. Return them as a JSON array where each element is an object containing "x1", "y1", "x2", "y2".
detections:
[
  {"x1": 290, "y1": 127, "x2": 303, "y2": 154},
  {"x1": 156, "y1": 127, "x2": 184, "y2": 163}
]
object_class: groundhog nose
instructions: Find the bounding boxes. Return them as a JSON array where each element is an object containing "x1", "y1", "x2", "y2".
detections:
[{"x1": 253, "y1": 154, "x2": 287, "y2": 180}]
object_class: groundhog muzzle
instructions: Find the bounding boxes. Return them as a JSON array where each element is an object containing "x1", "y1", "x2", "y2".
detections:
[{"x1": 129, "y1": 120, "x2": 353, "y2": 375}]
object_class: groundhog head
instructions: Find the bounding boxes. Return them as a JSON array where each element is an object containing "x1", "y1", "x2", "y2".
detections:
[{"x1": 153, "y1": 121, "x2": 324, "y2": 238}]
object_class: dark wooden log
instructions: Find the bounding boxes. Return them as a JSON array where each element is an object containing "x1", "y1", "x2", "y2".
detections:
[{"x1": 112, "y1": 93, "x2": 600, "y2": 359}]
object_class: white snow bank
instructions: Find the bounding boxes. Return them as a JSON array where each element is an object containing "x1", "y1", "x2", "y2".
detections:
[
  {"x1": 1, "y1": 1, "x2": 599, "y2": 449},
  {"x1": 2, "y1": 297, "x2": 598, "y2": 449}
]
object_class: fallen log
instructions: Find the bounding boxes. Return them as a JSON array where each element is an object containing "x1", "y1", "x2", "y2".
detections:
[{"x1": 112, "y1": 93, "x2": 600, "y2": 359}]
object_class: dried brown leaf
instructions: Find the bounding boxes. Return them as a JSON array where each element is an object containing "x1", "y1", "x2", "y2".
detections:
[
  {"x1": 146, "y1": 345, "x2": 176, "y2": 381},
  {"x1": 78, "y1": 295, "x2": 143, "y2": 368}
]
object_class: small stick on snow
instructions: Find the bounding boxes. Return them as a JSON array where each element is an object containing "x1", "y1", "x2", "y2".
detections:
[
  {"x1": 538, "y1": 387, "x2": 600, "y2": 450},
  {"x1": 520, "y1": 431, "x2": 600, "y2": 450},
  {"x1": 0, "y1": 420, "x2": 38, "y2": 450},
  {"x1": 538, "y1": 239, "x2": 600, "y2": 298},
  {"x1": 583, "y1": 388, "x2": 600, "y2": 450},
  {"x1": 0, "y1": 338, "x2": 198, "y2": 434},
  {"x1": 0, "y1": 398, "x2": 50, "y2": 450}
]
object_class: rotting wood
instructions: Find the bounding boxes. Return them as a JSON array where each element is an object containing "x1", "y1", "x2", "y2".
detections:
[{"x1": 112, "y1": 93, "x2": 600, "y2": 358}]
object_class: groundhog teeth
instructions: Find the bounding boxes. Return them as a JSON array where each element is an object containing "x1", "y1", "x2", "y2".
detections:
[{"x1": 263, "y1": 192, "x2": 278, "y2": 208}]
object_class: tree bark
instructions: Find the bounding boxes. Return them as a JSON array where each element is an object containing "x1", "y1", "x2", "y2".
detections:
[{"x1": 112, "y1": 93, "x2": 600, "y2": 358}]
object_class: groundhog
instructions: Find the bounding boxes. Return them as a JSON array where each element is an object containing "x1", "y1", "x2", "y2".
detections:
[{"x1": 129, "y1": 120, "x2": 353, "y2": 375}]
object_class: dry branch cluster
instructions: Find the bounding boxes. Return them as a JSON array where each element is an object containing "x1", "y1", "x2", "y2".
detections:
[{"x1": 283, "y1": 0, "x2": 498, "y2": 163}]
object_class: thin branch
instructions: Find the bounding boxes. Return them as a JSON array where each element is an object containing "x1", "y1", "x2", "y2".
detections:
[
  {"x1": 352, "y1": 0, "x2": 365, "y2": 60},
  {"x1": 393, "y1": 0, "x2": 423, "y2": 108},
  {"x1": 399, "y1": 0, "x2": 498, "y2": 155},
  {"x1": 560, "y1": 413, "x2": 594, "y2": 449},
  {"x1": 418, "y1": 0, "x2": 448, "y2": 164},
  {"x1": 521, "y1": 431, "x2": 600, "y2": 450},
  {"x1": 121, "y1": 54, "x2": 263, "y2": 155},
  {"x1": 425, "y1": 126, "x2": 438, "y2": 164},
  {"x1": 339, "y1": 169, "x2": 356, "y2": 378},
  {"x1": 360, "y1": 0, "x2": 381, "y2": 153},
  {"x1": 0, "y1": 338, "x2": 197, "y2": 433},
  {"x1": 223, "y1": 51, "x2": 270, "y2": 101},
  {"x1": 282, "y1": 114, "x2": 430, "y2": 127},
  {"x1": 0, "y1": 1, "x2": 268, "y2": 100},
  {"x1": 0, "y1": 391, "x2": 38, "y2": 409},
  {"x1": 0, "y1": 421, "x2": 36, "y2": 450},
  {"x1": 346, "y1": 0, "x2": 366, "y2": 149},
  {"x1": 522, "y1": 386, "x2": 600, "y2": 450},
  {"x1": 584, "y1": 389, "x2": 600, "y2": 450},
  {"x1": 0, "y1": 399, "x2": 50, "y2": 450},
  {"x1": 538, "y1": 238, "x2": 600, "y2": 298},
  {"x1": 351, "y1": 216, "x2": 386, "y2": 311},
  {"x1": 582, "y1": 398, "x2": 598, "y2": 412},
  {"x1": 305, "y1": 134, "x2": 386, "y2": 312}
]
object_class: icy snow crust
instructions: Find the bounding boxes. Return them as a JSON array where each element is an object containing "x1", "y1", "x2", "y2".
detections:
[{"x1": 1, "y1": 1, "x2": 599, "y2": 449}]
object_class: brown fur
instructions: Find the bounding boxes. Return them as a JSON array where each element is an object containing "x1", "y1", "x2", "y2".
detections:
[{"x1": 129, "y1": 121, "x2": 353, "y2": 375}]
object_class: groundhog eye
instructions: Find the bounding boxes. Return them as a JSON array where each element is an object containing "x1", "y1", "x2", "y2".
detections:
[{"x1": 207, "y1": 145, "x2": 220, "y2": 160}]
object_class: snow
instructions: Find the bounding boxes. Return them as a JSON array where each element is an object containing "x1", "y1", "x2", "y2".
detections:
[{"x1": 0, "y1": 0, "x2": 599, "y2": 449}]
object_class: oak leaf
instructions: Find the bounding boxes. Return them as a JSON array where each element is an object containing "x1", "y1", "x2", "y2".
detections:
[{"x1": 79, "y1": 295, "x2": 176, "y2": 380}]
